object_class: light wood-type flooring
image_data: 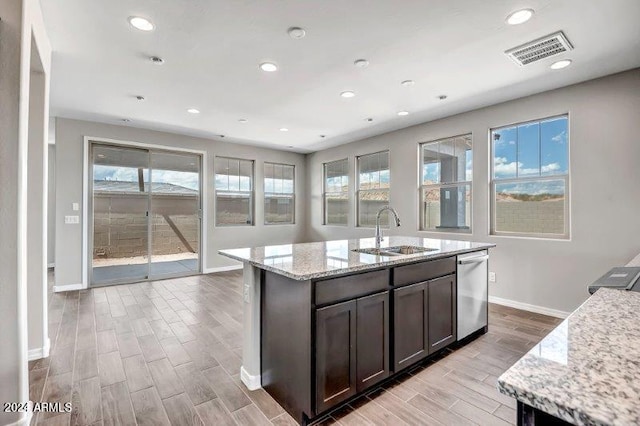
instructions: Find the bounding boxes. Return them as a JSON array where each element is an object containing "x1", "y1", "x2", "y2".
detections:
[{"x1": 29, "y1": 270, "x2": 562, "y2": 425}]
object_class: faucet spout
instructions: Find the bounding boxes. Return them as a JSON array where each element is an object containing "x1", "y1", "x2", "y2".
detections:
[{"x1": 374, "y1": 206, "x2": 401, "y2": 249}]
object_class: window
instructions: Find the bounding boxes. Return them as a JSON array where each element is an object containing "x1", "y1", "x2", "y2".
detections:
[
  {"x1": 420, "y1": 134, "x2": 472, "y2": 232},
  {"x1": 357, "y1": 151, "x2": 390, "y2": 227},
  {"x1": 490, "y1": 115, "x2": 569, "y2": 238},
  {"x1": 264, "y1": 163, "x2": 295, "y2": 224},
  {"x1": 215, "y1": 157, "x2": 254, "y2": 226},
  {"x1": 323, "y1": 159, "x2": 349, "y2": 226}
]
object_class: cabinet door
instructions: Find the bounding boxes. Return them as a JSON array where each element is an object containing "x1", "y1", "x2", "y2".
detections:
[
  {"x1": 393, "y1": 282, "x2": 428, "y2": 372},
  {"x1": 428, "y1": 275, "x2": 457, "y2": 353},
  {"x1": 356, "y1": 291, "x2": 389, "y2": 392},
  {"x1": 316, "y1": 300, "x2": 357, "y2": 414}
]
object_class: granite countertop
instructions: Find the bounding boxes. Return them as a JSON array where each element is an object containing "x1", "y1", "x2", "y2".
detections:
[
  {"x1": 497, "y1": 287, "x2": 640, "y2": 425},
  {"x1": 219, "y1": 236, "x2": 494, "y2": 280}
]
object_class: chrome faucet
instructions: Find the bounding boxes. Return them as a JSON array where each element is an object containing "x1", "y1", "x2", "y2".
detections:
[{"x1": 374, "y1": 206, "x2": 401, "y2": 248}]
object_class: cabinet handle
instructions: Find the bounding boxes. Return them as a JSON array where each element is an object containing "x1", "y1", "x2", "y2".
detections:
[{"x1": 457, "y1": 255, "x2": 489, "y2": 265}]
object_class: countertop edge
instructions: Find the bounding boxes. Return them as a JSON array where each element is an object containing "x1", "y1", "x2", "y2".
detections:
[
  {"x1": 497, "y1": 378, "x2": 586, "y2": 425},
  {"x1": 218, "y1": 245, "x2": 494, "y2": 281}
]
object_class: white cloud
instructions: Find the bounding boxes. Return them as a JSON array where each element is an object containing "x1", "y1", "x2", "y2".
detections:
[
  {"x1": 551, "y1": 131, "x2": 566, "y2": 143},
  {"x1": 494, "y1": 158, "x2": 562, "y2": 178}
]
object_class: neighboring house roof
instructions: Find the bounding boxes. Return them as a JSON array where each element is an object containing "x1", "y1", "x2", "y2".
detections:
[{"x1": 94, "y1": 180, "x2": 197, "y2": 195}]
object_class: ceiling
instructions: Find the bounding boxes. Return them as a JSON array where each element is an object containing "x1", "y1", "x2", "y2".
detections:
[{"x1": 40, "y1": 0, "x2": 640, "y2": 153}]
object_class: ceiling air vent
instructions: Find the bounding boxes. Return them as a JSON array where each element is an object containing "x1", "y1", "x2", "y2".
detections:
[{"x1": 505, "y1": 31, "x2": 573, "y2": 66}]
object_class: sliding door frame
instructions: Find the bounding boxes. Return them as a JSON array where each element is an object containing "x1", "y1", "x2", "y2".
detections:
[{"x1": 83, "y1": 136, "x2": 207, "y2": 288}]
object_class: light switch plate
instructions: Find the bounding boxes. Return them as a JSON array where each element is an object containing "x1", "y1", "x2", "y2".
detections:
[
  {"x1": 72, "y1": 202, "x2": 80, "y2": 211},
  {"x1": 489, "y1": 272, "x2": 496, "y2": 283}
]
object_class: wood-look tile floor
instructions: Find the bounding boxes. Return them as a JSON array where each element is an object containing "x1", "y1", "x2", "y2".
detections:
[{"x1": 30, "y1": 270, "x2": 562, "y2": 425}]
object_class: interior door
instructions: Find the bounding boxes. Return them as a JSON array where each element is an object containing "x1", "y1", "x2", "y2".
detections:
[
  {"x1": 91, "y1": 144, "x2": 150, "y2": 285},
  {"x1": 149, "y1": 151, "x2": 201, "y2": 278}
]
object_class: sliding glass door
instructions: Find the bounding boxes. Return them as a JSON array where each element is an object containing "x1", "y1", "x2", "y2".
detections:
[
  {"x1": 90, "y1": 143, "x2": 201, "y2": 286},
  {"x1": 149, "y1": 151, "x2": 201, "y2": 277}
]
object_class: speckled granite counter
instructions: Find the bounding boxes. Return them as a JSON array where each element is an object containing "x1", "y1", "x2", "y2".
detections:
[
  {"x1": 219, "y1": 236, "x2": 494, "y2": 280},
  {"x1": 498, "y1": 287, "x2": 640, "y2": 425}
]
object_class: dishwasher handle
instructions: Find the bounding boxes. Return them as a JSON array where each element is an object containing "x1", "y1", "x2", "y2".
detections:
[{"x1": 457, "y1": 254, "x2": 489, "y2": 265}]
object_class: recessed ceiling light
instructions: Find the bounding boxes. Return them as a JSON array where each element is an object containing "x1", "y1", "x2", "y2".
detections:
[
  {"x1": 365, "y1": 117, "x2": 373, "y2": 122},
  {"x1": 219, "y1": 135, "x2": 225, "y2": 138},
  {"x1": 319, "y1": 135, "x2": 326, "y2": 138},
  {"x1": 397, "y1": 111, "x2": 409, "y2": 116},
  {"x1": 135, "y1": 95, "x2": 145, "y2": 101},
  {"x1": 354, "y1": 59, "x2": 369, "y2": 68},
  {"x1": 260, "y1": 62, "x2": 278, "y2": 72},
  {"x1": 97, "y1": 154, "x2": 105, "y2": 159},
  {"x1": 550, "y1": 59, "x2": 572, "y2": 70},
  {"x1": 187, "y1": 108, "x2": 200, "y2": 114},
  {"x1": 238, "y1": 118, "x2": 248, "y2": 123},
  {"x1": 506, "y1": 9, "x2": 534, "y2": 25},
  {"x1": 128, "y1": 16, "x2": 154, "y2": 31},
  {"x1": 341, "y1": 91, "x2": 356, "y2": 98},
  {"x1": 280, "y1": 128, "x2": 289, "y2": 132},
  {"x1": 189, "y1": 162, "x2": 196, "y2": 166},
  {"x1": 149, "y1": 56, "x2": 164, "y2": 65},
  {"x1": 437, "y1": 95, "x2": 447, "y2": 100},
  {"x1": 401, "y1": 80, "x2": 415, "y2": 87},
  {"x1": 288, "y1": 27, "x2": 306, "y2": 39}
]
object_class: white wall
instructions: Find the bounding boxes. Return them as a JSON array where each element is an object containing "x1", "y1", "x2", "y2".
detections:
[
  {"x1": 0, "y1": 0, "x2": 51, "y2": 424},
  {"x1": 27, "y1": 44, "x2": 50, "y2": 360},
  {"x1": 48, "y1": 144, "x2": 56, "y2": 266},
  {"x1": 305, "y1": 69, "x2": 640, "y2": 314},
  {"x1": 54, "y1": 118, "x2": 307, "y2": 288}
]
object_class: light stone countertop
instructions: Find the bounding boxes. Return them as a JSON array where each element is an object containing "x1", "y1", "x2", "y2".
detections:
[
  {"x1": 497, "y1": 287, "x2": 640, "y2": 425},
  {"x1": 218, "y1": 236, "x2": 494, "y2": 281}
]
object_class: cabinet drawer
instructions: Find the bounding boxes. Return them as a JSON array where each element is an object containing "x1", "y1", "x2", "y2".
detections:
[
  {"x1": 393, "y1": 257, "x2": 455, "y2": 287},
  {"x1": 315, "y1": 269, "x2": 388, "y2": 306}
]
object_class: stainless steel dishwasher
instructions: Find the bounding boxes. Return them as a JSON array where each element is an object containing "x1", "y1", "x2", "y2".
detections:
[{"x1": 457, "y1": 250, "x2": 489, "y2": 340}]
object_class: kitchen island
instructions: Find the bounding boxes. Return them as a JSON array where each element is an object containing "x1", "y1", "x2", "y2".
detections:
[
  {"x1": 498, "y1": 285, "x2": 640, "y2": 425},
  {"x1": 220, "y1": 236, "x2": 494, "y2": 424}
]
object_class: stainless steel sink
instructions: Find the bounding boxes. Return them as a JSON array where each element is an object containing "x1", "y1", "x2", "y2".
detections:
[{"x1": 353, "y1": 245, "x2": 437, "y2": 256}]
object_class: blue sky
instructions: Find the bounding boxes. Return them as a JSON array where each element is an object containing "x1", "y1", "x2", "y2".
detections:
[
  {"x1": 94, "y1": 165, "x2": 199, "y2": 190},
  {"x1": 493, "y1": 116, "x2": 568, "y2": 180}
]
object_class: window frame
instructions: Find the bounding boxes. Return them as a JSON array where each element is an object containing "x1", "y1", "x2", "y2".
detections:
[
  {"x1": 214, "y1": 156, "x2": 255, "y2": 227},
  {"x1": 356, "y1": 150, "x2": 390, "y2": 228},
  {"x1": 322, "y1": 158, "x2": 349, "y2": 226},
  {"x1": 489, "y1": 114, "x2": 570, "y2": 240},
  {"x1": 419, "y1": 133, "x2": 473, "y2": 234},
  {"x1": 263, "y1": 162, "x2": 296, "y2": 225}
]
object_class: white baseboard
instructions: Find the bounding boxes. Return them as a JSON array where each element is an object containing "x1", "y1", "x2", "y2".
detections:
[
  {"x1": 5, "y1": 411, "x2": 32, "y2": 426},
  {"x1": 203, "y1": 265, "x2": 243, "y2": 274},
  {"x1": 47, "y1": 263, "x2": 55, "y2": 268},
  {"x1": 53, "y1": 283, "x2": 84, "y2": 292},
  {"x1": 28, "y1": 338, "x2": 51, "y2": 361},
  {"x1": 240, "y1": 366, "x2": 261, "y2": 391},
  {"x1": 489, "y1": 296, "x2": 570, "y2": 319}
]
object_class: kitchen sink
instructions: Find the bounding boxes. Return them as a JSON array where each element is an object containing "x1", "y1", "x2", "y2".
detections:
[{"x1": 353, "y1": 245, "x2": 437, "y2": 256}]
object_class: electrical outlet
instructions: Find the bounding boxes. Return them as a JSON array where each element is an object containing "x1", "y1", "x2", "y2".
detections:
[
  {"x1": 64, "y1": 215, "x2": 80, "y2": 224},
  {"x1": 489, "y1": 272, "x2": 496, "y2": 283}
]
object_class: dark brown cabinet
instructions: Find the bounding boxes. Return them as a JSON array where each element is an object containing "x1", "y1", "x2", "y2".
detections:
[
  {"x1": 392, "y1": 274, "x2": 457, "y2": 371},
  {"x1": 261, "y1": 254, "x2": 473, "y2": 424},
  {"x1": 428, "y1": 275, "x2": 457, "y2": 353},
  {"x1": 316, "y1": 291, "x2": 390, "y2": 413},
  {"x1": 393, "y1": 282, "x2": 428, "y2": 371},
  {"x1": 315, "y1": 299, "x2": 357, "y2": 413},
  {"x1": 356, "y1": 292, "x2": 389, "y2": 392}
]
